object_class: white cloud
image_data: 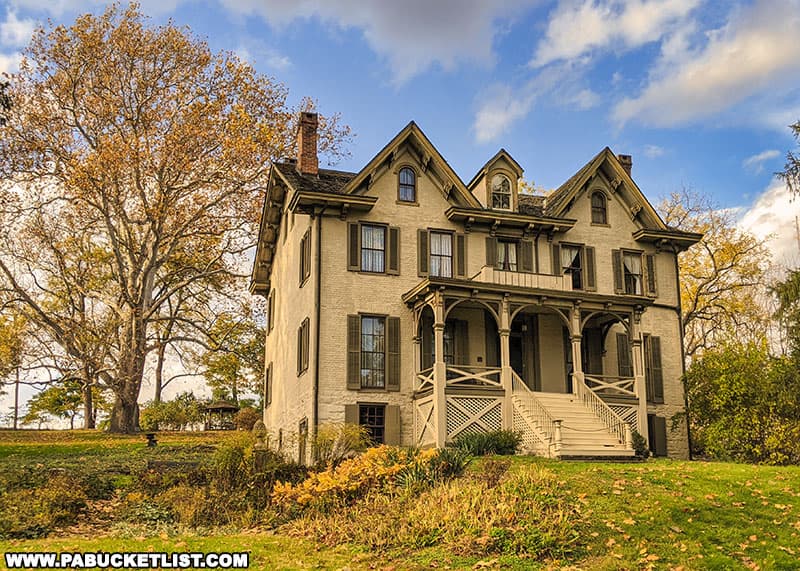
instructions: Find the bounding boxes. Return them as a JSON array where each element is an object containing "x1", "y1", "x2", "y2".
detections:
[
  {"x1": 0, "y1": 51, "x2": 21, "y2": 75},
  {"x1": 473, "y1": 84, "x2": 536, "y2": 143},
  {"x1": 740, "y1": 178, "x2": 800, "y2": 268},
  {"x1": 0, "y1": 11, "x2": 35, "y2": 47},
  {"x1": 743, "y1": 149, "x2": 781, "y2": 174},
  {"x1": 235, "y1": 43, "x2": 291, "y2": 71},
  {"x1": 220, "y1": 0, "x2": 536, "y2": 84},
  {"x1": 612, "y1": 0, "x2": 800, "y2": 127},
  {"x1": 532, "y1": 0, "x2": 699, "y2": 67},
  {"x1": 10, "y1": 0, "x2": 184, "y2": 17},
  {"x1": 643, "y1": 144, "x2": 665, "y2": 157}
]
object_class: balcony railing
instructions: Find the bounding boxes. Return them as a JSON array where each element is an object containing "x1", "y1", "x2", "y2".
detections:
[
  {"x1": 583, "y1": 375, "x2": 637, "y2": 398},
  {"x1": 472, "y1": 265, "x2": 573, "y2": 291}
]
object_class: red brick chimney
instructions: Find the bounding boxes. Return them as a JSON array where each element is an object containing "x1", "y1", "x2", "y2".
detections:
[
  {"x1": 297, "y1": 112, "x2": 319, "y2": 176},
  {"x1": 618, "y1": 154, "x2": 632, "y2": 176}
]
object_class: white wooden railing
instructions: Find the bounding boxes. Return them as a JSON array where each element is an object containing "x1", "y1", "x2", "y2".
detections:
[
  {"x1": 446, "y1": 365, "x2": 501, "y2": 387},
  {"x1": 574, "y1": 372, "x2": 632, "y2": 447},
  {"x1": 472, "y1": 265, "x2": 573, "y2": 291},
  {"x1": 583, "y1": 375, "x2": 636, "y2": 398},
  {"x1": 416, "y1": 366, "x2": 434, "y2": 390},
  {"x1": 511, "y1": 371, "x2": 560, "y2": 455}
]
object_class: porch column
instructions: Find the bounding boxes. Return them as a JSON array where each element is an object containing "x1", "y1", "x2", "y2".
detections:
[
  {"x1": 412, "y1": 334, "x2": 421, "y2": 390},
  {"x1": 432, "y1": 292, "x2": 447, "y2": 447},
  {"x1": 569, "y1": 302, "x2": 583, "y2": 394},
  {"x1": 499, "y1": 295, "x2": 513, "y2": 430},
  {"x1": 631, "y1": 309, "x2": 649, "y2": 441}
]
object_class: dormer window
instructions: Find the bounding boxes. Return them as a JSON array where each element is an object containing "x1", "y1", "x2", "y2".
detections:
[
  {"x1": 491, "y1": 174, "x2": 511, "y2": 210},
  {"x1": 398, "y1": 167, "x2": 416, "y2": 202},
  {"x1": 591, "y1": 192, "x2": 607, "y2": 224}
]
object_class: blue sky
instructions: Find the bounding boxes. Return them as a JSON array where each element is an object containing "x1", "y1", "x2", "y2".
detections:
[{"x1": 2, "y1": 0, "x2": 800, "y2": 417}]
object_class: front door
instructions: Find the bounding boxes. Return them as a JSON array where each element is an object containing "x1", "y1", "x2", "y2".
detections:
[{"x1": 510, "y1": 315, "x2": 538, "y2": 390}]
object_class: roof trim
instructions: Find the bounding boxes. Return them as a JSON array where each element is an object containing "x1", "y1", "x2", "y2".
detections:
[
  {"x1": 446, "y1": 206, "x2": 576, "y2": 232},
  {"x1": 466, "y1": 148, "x2": 524, "y2": 190}
]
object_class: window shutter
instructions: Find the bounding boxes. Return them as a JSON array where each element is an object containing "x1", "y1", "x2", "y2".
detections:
[
  {"x1": 299, "y1": 233, "x2": 305, "y2": 285},
  {"x1": 585, "y1": 246, "x2": 596, "y2": 291},
  {"x1": 616, "y1": 333, "x2": 632, "y2": 377},
  {"x1": 267, "y1": 290, "x2": 274, "y2": 332},
  {"x1": 520, "y1": 240, "x2": 534, "y2": 273},
  {"x1": 421, "y1": 313, "x2": 434, "y2": 370},
  {"x1": 385, "y1": 405, "x2": 401, "y2": 445},
  {"x1": 612, "y1": 250, "x2": 623, "y2": 293},
  {"x1": 645, "y1": 254, "x2": 657, "y2": 296},
  {"x1": 386, "y1": 316, "x2": 401, "y2": 391},
  {"x1": 455, "y1": 320, "x2": 469, "y2": 365},
  {"x1": 265, "y1": 363, "x2": 272, "y2": 406},
  {"x1": 303, "y1": 320, "x2": 310, "y2": 372},
  {"x1": 348, "y1": 223, "x2": 360, "y2": 271},
  {"x1": 296, "y1": 325, "x2": 303, "y2": 375},
  {"x1": 485, "y1": 237, "x2": 497, "y2": 267},
  {"x1": 344, "y1": 404, "x2": 359, "y2": 426},
  {"x1": 418, "y1": 229, "x2": 429, "y2": 276},
  {"x1": 387, "y1": 227, "x2": 400, "y2": 275},
  {"x1": 551, "y1": 243, "x2": 561, "y2": 275},
  {"x1": 305, "y1": 229, "x2": 312, "y2": 280},
  {"x1": 652, "y1": 416, "x2": 667, "y2": 457},
  {"x1": 347, "y1": 315, "x2": 361, "y2": 390},
  {"x1": 455, "y1": 233, "x2": 467, "y2": 277},
  {"x1": 650, "y1": 336, "x2": 664, "y2": 402}
]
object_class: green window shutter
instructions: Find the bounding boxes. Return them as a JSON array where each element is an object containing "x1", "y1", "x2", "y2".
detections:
[
  {"x1": 299, "y1": 233, "x2": 305, "y2": 285},
  {"x1": 616, "y1": 333, "x2": 632, "y2": 377},
  {"x1": 650, "y1": 336, "x2": 664, "y2": 402},
  {"x1": 585, "y1": 246, "x2": 596, "y2": 291},
  {"x1": 297, "y1": 324, "x2": 303, "y2": 375},
  {"x1": 387, "y1": 227, "x2": 400, "y2": 275},
  {"x1": 645, "y1": 254, "x2": 657, "y2": 296},
  {"x1": 344, "y1": 404, "x2": 359, "y2": 426},
  {"x1": 265, "y1": 363, "x2": 272, "y2": 406},
  {"x1": 520, "y1": 240, "x2": 534, "y2": 273},
  {"x1": 348, "y1": 223, "x2": 360, "y2": 271},
  {"x1": 612, "y1": 250, "x2": 623, "y2": 293},
  {"x1": 455, "y1": 233, "x2": 467, "y2": 277},
  {"x1": 551, "y1": 243, "x2": 561, "y2": 275},
  {"x1": 385, "y1": 405, "x2": 401, "y2": 445},
  {"x1": 303, "y1": 319, "x2": 310, "y2": 372},
  {"x1": 267, "y1": 290, "x2": 274, "y2": 333},
  {"x1": 485, "y1": 236, "x2": 497, "y2": 267},
  {"x1": 305, "y1": 228, "x2": 312, "y2": 281},
  {"x1": 421, "y1": 312, "x2": 434, "y2": 370},
  {"x1": 455, "y1": 320, "x2": 469, "y2": 365},
  {"x1": 386, "y1": 316, "x2": 401, "y2": 391},
  {"x1": 652, "y1": 416, "x2": 668, "y2": 457},
  {"x1": 418, "y1": 229, "x2": 429, "y2": 276},
  {"x1": 347, "y1": 315, "x2": 361, "y2": 390}
]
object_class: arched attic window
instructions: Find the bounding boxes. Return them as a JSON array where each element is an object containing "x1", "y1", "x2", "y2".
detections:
[
  {"x1": 398, "y1": 167, "x2": 416, "y2": 202},
  {"x1": 491, "y1": 174, "x2": 512, "y2": 210},
  {"x1": 591, "y1": 191, "x2": 607, "y2": 224}
]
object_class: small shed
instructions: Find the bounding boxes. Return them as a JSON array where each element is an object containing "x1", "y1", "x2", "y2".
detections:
[{"x1": 204, "y1": 401, "x2": 240, "y2": 430}]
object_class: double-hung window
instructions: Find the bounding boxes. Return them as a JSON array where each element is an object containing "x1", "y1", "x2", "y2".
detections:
[
  {"x1": 398, "y1": 167, "x2": 416, "y2": 202},
  {"x1": 361, "y1": 225, "x2": 385, "y2": 273},
  {"x1": 560, "y1": 245, "x2": 583, "y2": 290},
  {"x1": 491, "y1": 174, "x2": 512, "y2": 210},
  {"x1": 360, "y1": 316, "x2": 386, "y2": 389},
  {"x1": 623, "y1": 252, "x2": 643, "y2": 295},
  {"x1": 358, "y1": 404, "x2": 386, "y2": 444},
  {"x1": 429, "y1": 232, "x2": 453, "y2": 277},
  {"x1": 496, "y1": 240, "x2": 518, "y2": 271},
  {"x1": 348, "y1": 222, "x2": 400, "y2": 275}
]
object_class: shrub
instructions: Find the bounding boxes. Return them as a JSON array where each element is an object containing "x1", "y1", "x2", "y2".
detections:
[
  {"x1": 312, "y1": 423, "x2": 370, "y2": 468},
  {"x1": 156, "y1": 486, "x2": 206, "y2": 526},
  {"x1": 0, "y1": 475, "x2": 88, "y2": 539},
  {"x1": 452, "y1": 430, "x2": 522, "y2": 456},
  {"x1": 632, "y1": 430, "x2": 650, "y2": 459},
  {"x1": 234, "y1": 407, "x2": 261, "y2": 431}
]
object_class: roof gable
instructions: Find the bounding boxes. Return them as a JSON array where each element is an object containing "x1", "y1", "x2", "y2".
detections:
[
  {"x1": 546, "y1": 147, "x2": 667, "y2": 230},
  {"x1": 467, "y1": 148, "x2": 524, "y2": 190}
]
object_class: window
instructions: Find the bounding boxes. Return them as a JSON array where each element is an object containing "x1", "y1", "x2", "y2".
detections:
[
  {"x1": 299, "y1": 229, "x2": 311, "y2": 285},
  {"x1": 591, "y1": 192, "x2": 607, "y2": 224},
  {"x1": 360, "y1": 316, "x2": 386, "y2": 389},
  {"x1": 496, "y1": 240, "x2": 518, "y2": 271},
  {"x1": 560, "y1": 245, "x2": 583, "y2": 290},
  {"x1": 398, "y1": 167, "x2": 416, "y2": 202},
  {"x1": 359, "y1": 404, "x2": 386, "y2": 444},
  {"x1": 491, "y1": 174, "x2": 512, "y2": 210},
  {"x1": 297, "y1": 318, "x2": 309, "y2": 376},
  {"x1": 361, "y1": 225, "x2": 385, "y2": 273},
  {"x1": 623, "y1": 251, "x2": 643, "y2": 295},
  {"x1": 348, "y1": 223, "x2": 400, "y2": 275},
  {"x1": 429, "y1": 232, "x2": 453, "y2": 277},
  {"x1": 427, "y1": 321, "x2": 456, "y2": 366},
  {"x1": 644, "y1": 335, "x2": 664, "y2": 403}
]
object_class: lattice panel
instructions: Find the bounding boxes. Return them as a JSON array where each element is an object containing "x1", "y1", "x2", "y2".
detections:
[
  {"x1": 414, "y1": 398, "x2": 435, "y2": 446},
  {"x1": 609, "y1": 404, "x2": 639, "y2": 432},
  {"x1": 446, "y1": 396, "x2": 502, "y2": 439},
  {"x1": 512, "y1": 401, "x2": 550, "y2": 456}
]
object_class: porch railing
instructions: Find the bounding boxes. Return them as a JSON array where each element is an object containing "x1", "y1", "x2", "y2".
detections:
[
  {"x1": 472, "y1": 265, "x2": 573, "y2": 291},
  {"x1": 415, "y1": 365, "x2": 502, "y2": 391},
  {"x1": 583, "y1": 375, "x2": 636, "y2": 398},
  {"x1": 511, "y1": 371, "x2": 560, "y2": 455},
  {"x1": 574, "y1": 372, "x2": 632, "y2": 447},
  {"x1": 416, "y1": 366, "x2": 434, "y2": 390}
]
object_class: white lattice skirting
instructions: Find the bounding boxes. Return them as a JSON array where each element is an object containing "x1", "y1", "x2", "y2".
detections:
[
  {"x1": 608, "y1": 403, "x2": 639, "y2": 433},
  {"x1": 446, "y1": 395, "x2": 502, "y2": 439}
]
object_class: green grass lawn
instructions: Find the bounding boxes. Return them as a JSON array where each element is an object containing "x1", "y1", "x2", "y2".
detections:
[{"x1": 1, "y1": 430, "x2": 799, "y2": 570}]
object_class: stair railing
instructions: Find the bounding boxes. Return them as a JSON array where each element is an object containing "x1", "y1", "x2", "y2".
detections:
[
  {"x1": 573, "y1": 371, "x2": 632, "y2": 447},
  {"x1": 511, "y1": 371, "x2": 561, "y2": 452}
]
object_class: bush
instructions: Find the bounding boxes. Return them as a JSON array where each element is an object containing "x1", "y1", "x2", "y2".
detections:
[
  {"x1": 140, "y1": 392, "x2": 204, "y2": 431},
  {"x1": 0, "y1": 475, "x2": 88, "y2": 539},
  {"x1": 156, "y1": 486, "x2": 206, "y2": 526},
  {"x1": 632, "y1": 430, "x2": 650, "y2": 459},
  {"x1": 234, "y1": 407, "x2": 261, "y2": 431},
  {"x1": 313, "y1": 423, "x2": 370, "y2": 468},
  {"x1": 451, "y1": 430, "x2": 522, "y2": 456}
]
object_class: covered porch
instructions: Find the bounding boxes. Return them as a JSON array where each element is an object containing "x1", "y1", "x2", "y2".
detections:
[{"x1": 403, "y1": 276, "x2": 651, "y2": 457}]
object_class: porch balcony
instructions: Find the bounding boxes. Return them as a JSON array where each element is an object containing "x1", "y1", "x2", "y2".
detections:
[{"x1": 472, "y1": 265, "x2": 573, "y2": 291}]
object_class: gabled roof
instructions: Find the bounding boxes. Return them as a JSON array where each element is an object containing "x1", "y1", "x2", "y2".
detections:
[
  {"x1": 339, "y1": 121, "x2": 482, "y2": 208},
  {"x1": 544, "y1": 147, "x2": 667, "y2": 230},
  {"x1": 466, "y1": 148, "x2": 524, "y2": 190},
  {"x1": 272, "y1": 162, "x2": 356, "y2": 194}
]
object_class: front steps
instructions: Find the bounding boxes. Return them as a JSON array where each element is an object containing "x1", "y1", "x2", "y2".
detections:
[{"x1": 529, "y1": 392, "x2": 635, "y2": 459}]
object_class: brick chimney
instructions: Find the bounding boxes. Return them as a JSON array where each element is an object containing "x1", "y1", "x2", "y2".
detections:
[
  {"x1": 618, "y1": 154, "x2": 632, "y2": 176},
  {"x1": 297, "y1": 112, "x2": 319, "y2": 176}
]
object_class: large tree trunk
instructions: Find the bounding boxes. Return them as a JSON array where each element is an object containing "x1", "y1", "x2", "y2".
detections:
[
  {"x1": 82, "y1": 381, "x2": 95, "y2": 429},
  {"x1": 108, "y1": 310, "x2": 148, "y2": 433},
  {"x1": 154, "y1": 343, "x2": 166, "y2": 404}
]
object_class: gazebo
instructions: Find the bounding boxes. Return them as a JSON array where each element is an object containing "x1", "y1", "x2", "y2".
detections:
[{"x1": 204, "y1": 401, "x2": 239, "y2": 430}]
